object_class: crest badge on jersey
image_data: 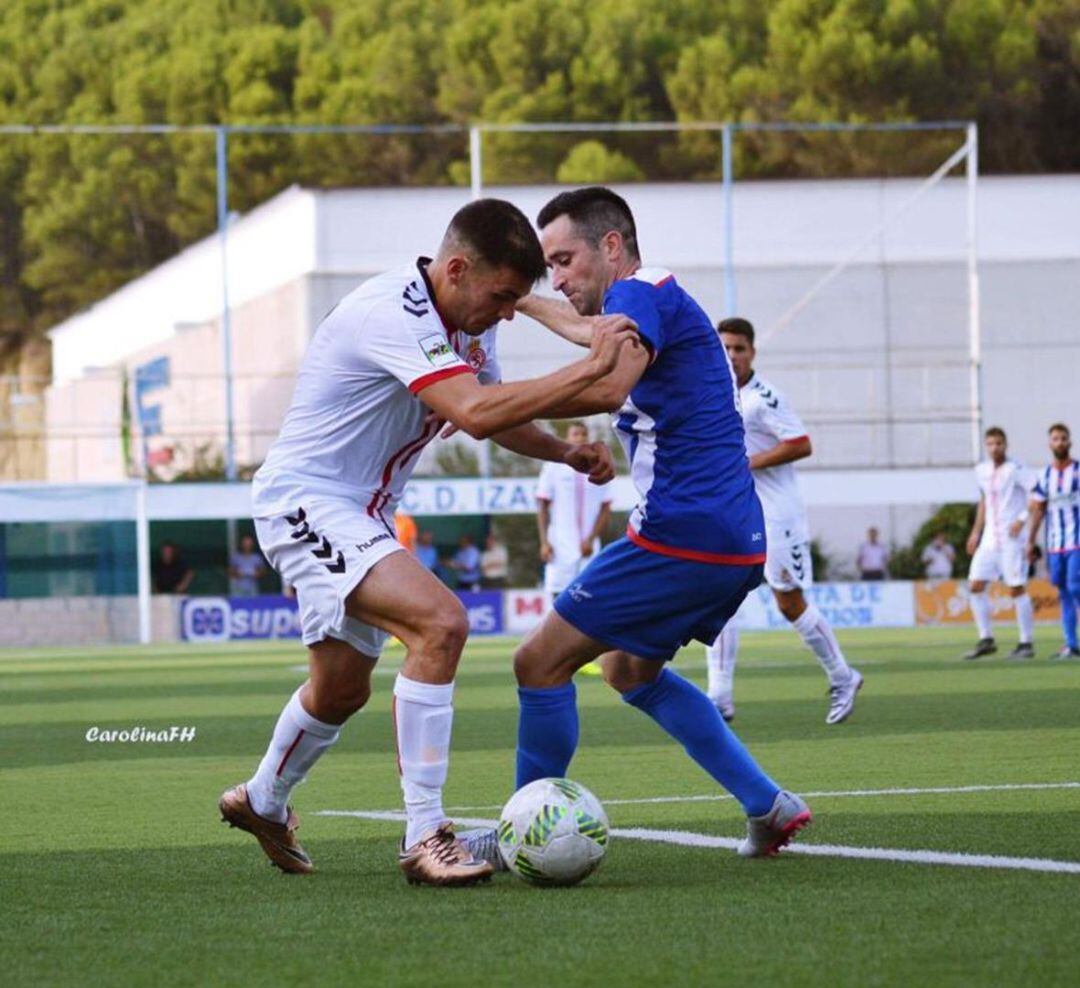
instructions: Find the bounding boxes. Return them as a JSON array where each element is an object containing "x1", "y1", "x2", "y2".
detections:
[
  {"x1": 466, "y1": 339, "x2": 487, "y2": 371},
  {"x1": 419, "y1": 333, "x2": 458, "y2": 368}
]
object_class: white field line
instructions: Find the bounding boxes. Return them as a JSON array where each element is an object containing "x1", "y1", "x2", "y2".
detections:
[
  {"x1": 315, "y1": 810, "x2": 1080, "y2": 876},
  {"x1": 437, "y1": 780, "x2": 1080, "y2": 813},
  {"x1": 615, "y1": 827, "x2": 1080, "y2": 875}
]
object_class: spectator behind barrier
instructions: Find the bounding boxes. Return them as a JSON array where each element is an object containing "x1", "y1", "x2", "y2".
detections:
[
  {"x1": 154, "y1": 541, "x2": 194, "y2": 594},
  {"x1": 481, "y1": 531, "x2": 509, "y2": 589},
  {"x1": 856, "y1": 527, "x2": 890, "y2": 581}
]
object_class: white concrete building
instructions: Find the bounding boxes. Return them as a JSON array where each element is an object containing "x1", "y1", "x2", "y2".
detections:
[{"x1": 45, "y1": 176, "x2": 1080, "y2": 568}]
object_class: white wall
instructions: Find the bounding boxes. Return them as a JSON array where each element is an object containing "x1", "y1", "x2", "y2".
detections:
[{"x1": 43, "y1": 175, "x2": 1080, "y2": 557}]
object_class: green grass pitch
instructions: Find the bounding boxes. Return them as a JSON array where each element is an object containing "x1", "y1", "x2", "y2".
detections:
[{"x1": 4, "y1": 627, "x2": 1079, "y2": 987}]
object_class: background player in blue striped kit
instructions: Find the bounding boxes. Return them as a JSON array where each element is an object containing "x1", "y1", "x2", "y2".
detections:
[
  {"x1": 1028, "y1": 423, "x2": 1080, "y2": 659},
  {"x1": 467, "y1": 188, "x2": 811, "y2": 863}
]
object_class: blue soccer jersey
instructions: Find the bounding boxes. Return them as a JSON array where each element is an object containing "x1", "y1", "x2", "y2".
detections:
[
  {"x1": 1032, "y1": 459, "x2": 1080, "y2": 553},
  {"x1": 603, "y1": 268, "x2": 766, "y2": 565}
]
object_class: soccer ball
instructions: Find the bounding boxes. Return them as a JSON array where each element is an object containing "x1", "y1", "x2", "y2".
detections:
[{"x1": 497, "y1": 777, "x2": 609, "y2": 886}]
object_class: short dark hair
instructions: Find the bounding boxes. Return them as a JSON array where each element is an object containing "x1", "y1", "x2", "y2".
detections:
[
  {"x1": 445, "y1": 198, "x2": 546, "y2": 284},
  {"x1": 717, "y1": 317, "x2": 755, "y2": 346},
  {"x1": 536, "y1": 186, "x2": 640, "y2": 261},
  {"x1": 985, "y1": 426, "x2": 1007, "y2": 441},
  {"x1": 1049, "y1": 422, "x2": 1070, "y2": 437}
]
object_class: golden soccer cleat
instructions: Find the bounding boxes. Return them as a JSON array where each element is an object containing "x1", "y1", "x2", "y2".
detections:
[
  {"x1": 398, "y1": 823, "x2": 494, "y2": 887},
  {"x1": 218, "y1": 784, "x2": 314, "y2": 875}
]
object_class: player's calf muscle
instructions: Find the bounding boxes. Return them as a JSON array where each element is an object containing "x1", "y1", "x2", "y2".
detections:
[
  {"x1": 302, "y1": 676, "x2": 370, "y2": 723},
  {"x1": 304, "y1": 641, "x2": 374, "y2": 722}
]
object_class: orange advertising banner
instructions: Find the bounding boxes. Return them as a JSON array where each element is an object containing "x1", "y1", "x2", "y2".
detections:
[{"x1": 914, "y1": 578, "x2": 1061, "y2": 625}]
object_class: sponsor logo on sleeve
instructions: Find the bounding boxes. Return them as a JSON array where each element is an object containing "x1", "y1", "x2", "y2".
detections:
[{"x1": 419, "y1": 333, "x2": 459, "y2": 368}]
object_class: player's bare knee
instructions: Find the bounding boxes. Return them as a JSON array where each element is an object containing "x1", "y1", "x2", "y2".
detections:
[
  {"x1": 969, "y1": 580, "x2": 987, "y2": 593},
  {"x1": 601, "y1": 654, "x2": 658, "y2": 694},
  {"x1": 1008, "y1": 585, "x2": 1025, "y2": 598},
  {"x1": 436, "y1": 605, "x2": 470, "y2": 653},
  {"x1": 413, "y1": 602, "x2": 469, "y2": 669},
  {"x1": 307, "y1": 677, "x2": 368, "y2": 723},
  {"x1": 600, "y1": 662, "x2": 630, "y2": 692},
  {"x1": 512, "y1": 639, "x2": 543, "y2": 686},
  {"x1": 778, "y1": 601, "x2": 803, "y2": 622},
  {"x1": 338, "y1": 677, "x2": 371, "y2": 714}
]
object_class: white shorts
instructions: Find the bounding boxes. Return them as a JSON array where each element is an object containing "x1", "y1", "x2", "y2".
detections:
[
  {"x1": 968, "y1": 539, "x2": 1026, "y2": 587},
  {"x1": 544, "y1": 537, "x2": 605, "y2": 596},
  {"x1": 764, "y1": 531, "x2": 813, "y2": 592},
  {"x1": 545, "y1": 560, "x2": 582, "y2": 597},
  {"x1": 254, "y1": 496, "x2": 405, "y2": 657}
]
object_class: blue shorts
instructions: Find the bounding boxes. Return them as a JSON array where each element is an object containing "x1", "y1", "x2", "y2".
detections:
[
  {"x1": 1049, "y1": 549, "x2": 1080, "y2": 593},
  {"x1": 553, "y1": 536, "x2": 764, "y2": 662}
]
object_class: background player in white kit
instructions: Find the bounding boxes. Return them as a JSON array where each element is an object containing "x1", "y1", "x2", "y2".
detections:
[
  {"x1": 1027, "y1": 423, "x2": 1080, "y2": 659},
  {"x1": 218, "y1": 199, "x2": 636, "y2": 886},
  {"x1": 537, "y1": 420, "x2": 613, "y2": 676},
  {"x1": 964, "y1": 426, "x2": 1036, "y2": 660},
  {"x1": 705, "y1": 319, "x2": 862, "y2": 725},
  {"x1": 537, "y1": 420, "x2": 613, "y2": 598}
]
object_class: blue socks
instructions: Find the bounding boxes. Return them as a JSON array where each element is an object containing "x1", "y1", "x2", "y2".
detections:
[
  {"x1": 1061, "y1": 587, "x2": 1078, "y2": 650},
  {"x1": 623, "y1": 667, "x2": 780, "y2": 817},
  {"x1": 516, "y1": 682, "x2": 579, "y2": 788},
  {"x1": 515, "y1": 669, "x2": 780, "y2": 818}
]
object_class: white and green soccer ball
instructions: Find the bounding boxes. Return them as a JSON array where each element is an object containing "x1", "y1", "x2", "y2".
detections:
[{"x1": 497, "y1": 777, "x2": 610, "y2": 886}]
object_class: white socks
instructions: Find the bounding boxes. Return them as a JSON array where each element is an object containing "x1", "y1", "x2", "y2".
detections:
[
  {"x1": 248, "y1": 687, "x2": 341, "y2": 823},
  {"x1": 705, "y1": 625, "x2": 738, "y2": 701},
  {"x1": 393, "y1": 674, "x2": 455, "y2": 848},
  {"x1": 970, "y1": 590, "x2": 993, "y2": 639},
  {"x1": 707, "y1": 604, "x2": 851, "y2": 694},
  {"x1": 793, "y1": 603, "x2": 853, "y2": 687},
  {"x1": 1015, "y1": 592, "x2": 1034, "y2": 644}
]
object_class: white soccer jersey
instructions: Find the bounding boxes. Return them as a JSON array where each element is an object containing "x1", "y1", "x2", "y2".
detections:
[
  {"x1": 739, "y1": 372, "x2": 810, "y2": 542},
  {"x1": 537, "y1": 463, "x2": 613, "y2": 558},
  {"x1": 1030, "y1": 459, "x2": 1080, "y2": 553},
  {"x1": 252, "y1": 258, "x2": 500, "y2": 522},
  {"x1": 974, "y1": 458, "x2": 1032, "y2": 548},
  {"x1": 536, "y1": 462, "x2": 612, "y2": 595}
]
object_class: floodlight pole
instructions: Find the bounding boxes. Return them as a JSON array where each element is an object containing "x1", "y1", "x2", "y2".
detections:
[
  {"x1": 965, "y1": 122, "x2": 982, "y2": 462},
  {"x1": 721, "y1": 123, "x2": 736, "y2": 316},
  {"x1": 215, "y1": 126, "x2": 238, "y2": 483}
]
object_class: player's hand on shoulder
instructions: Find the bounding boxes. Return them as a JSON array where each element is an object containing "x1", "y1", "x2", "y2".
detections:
[
  {"x1": 564, "y1": 441, "x2": 616, "y2": 485},
  {"x1": 588, "y1": 317, "x2": 640, "y2": 375},
  {"x1": 591, "y1": 313, "x2": 638, "y2": 338}
]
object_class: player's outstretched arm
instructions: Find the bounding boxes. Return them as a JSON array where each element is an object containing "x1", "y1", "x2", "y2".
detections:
[
  {"x1": 748, "y1": 437, "x2": 813, "y2": 470},
  {"x1": 417, "y1": 323, "x2": 635, "y2": 439},
  {"x1": 539, "y1": 342, "x2": 650, "y2": 418},
  {"x1": 492, "y1": 423, "x2": 615, "y2": 484},
  {"x1": 517, "y1": 295, "x2": 593, "y2": 346},
  {"x1": 518, "y1": 295, "x2": 638, "y2": 348}
]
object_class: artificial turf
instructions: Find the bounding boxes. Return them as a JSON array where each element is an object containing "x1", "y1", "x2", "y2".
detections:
[{"x1": 4, "y1": 627, "x2": 1079, "y2": 987}]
